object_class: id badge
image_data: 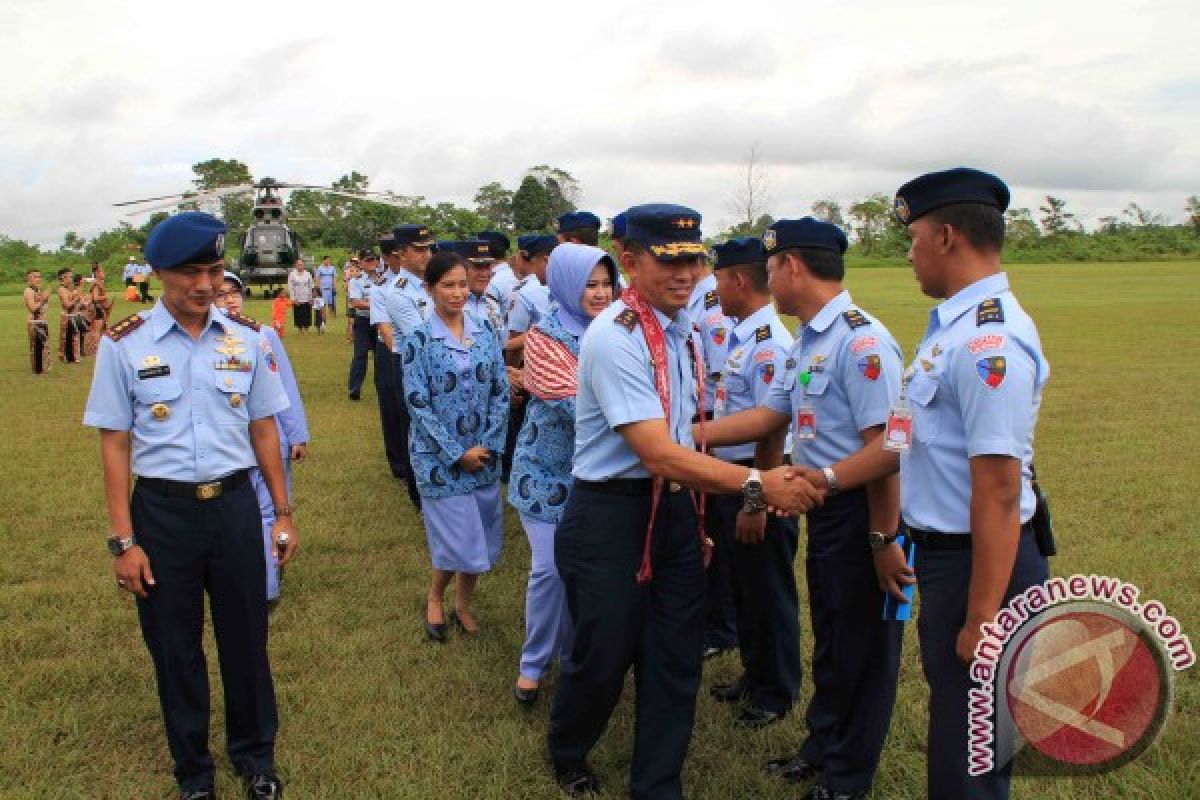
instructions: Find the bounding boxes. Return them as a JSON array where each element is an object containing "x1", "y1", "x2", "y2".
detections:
[
  {"x1": 714, "y1": 384, "x2": 727, "y2": 418},
  {"x1": 883, "y1": 405, "x2": 913, "y2": 452},
  {"x1": 794, "y1": 406, "x2": 816, "y2": 441}
]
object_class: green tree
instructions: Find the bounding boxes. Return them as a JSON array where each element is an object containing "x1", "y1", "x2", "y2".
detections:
[
  {"x1": 512, "y1": 175, "x2": 554, "y2": 232},
  {"x1": 190, "y1": 158, "x2": 254, "y2": 227},
  {"x1": 847, "y1": 194, "x2": 894, "y2": 256},
  {"x1": 85, "y1": 223, "x2": 140, "y2": 263},
  {"x1": 1004, "y1": 208, "x2": 1041, "y2": 247},
  {"x1": 473, "y1": 182, "x2": 514, "y2": 230},
  {"x1": 1122, "y1": 202, "x2": 1166, "y2": 227},
  {"x1": 525, "y1": 165, "x2": 579, "y2": 222},
  {"x1": 811, "y1": 199, "x2": 845, "y2": 227},
  {"x1": 60, "y1": 231, "x2": 86, "y2": 255},
  {"x1": 1038, "y1": 195, "x2": 1078, "y2": 236},
  {"x1": 723, "y1": 214, "x2": 775, "y2": 239}
]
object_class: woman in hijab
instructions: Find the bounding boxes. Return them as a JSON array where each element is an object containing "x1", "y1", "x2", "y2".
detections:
[
  {"x1": 401, "y1": 251, "x2": 510, "y2": 641},
  {"x1": 509, "y1": 243, "x2": 617, "y2": 704}
]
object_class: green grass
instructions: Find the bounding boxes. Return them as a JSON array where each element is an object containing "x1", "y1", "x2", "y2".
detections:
[{"x1": 0, "y1": 262, "x2": 1197, "y2": 798}]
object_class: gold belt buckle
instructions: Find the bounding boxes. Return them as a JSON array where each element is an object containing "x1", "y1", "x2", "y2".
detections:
[
  {"x1": 195, "y1": 481, "x2": 223, "y2": 500},
  {"x1": 668, "y1": 481, "x2": 683, "y2": 493}
]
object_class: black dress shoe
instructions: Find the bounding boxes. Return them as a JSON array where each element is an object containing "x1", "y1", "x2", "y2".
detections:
[
  {"x1": 804, "y1": 783, "x2": 866, "y2": 800},
  {"x1": 424, "y1": 610, "x2": 447, "y2": 643},
  {"x1": 709, "y1": 675, "x2": 749, "y2": 703},
  {"x1": 181, "y1": 790, "x2": 215, "y2": 800},
  {"x1": 242, "y1": 774, "x2": 283, "y2": 799},
  {"x1": 764, "y1": 754, "x2": 819, "y2": 784},
  {"x1": 348, "y1": 392, "x2": 360, "y2": 401},
  {"x1": 513, "y1": 685, "x2": 539, "y2": 706},
  {"x1": 734, "y1": 706, "x2": 786, "y2": 729},
  {"x1": 553, "y1": 762, "x2": 601, "y2": 797}
]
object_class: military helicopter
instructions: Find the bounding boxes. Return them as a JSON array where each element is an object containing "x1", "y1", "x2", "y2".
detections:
[{"x1": 115, "y1": 177, "x2": 409, "y2": 295}]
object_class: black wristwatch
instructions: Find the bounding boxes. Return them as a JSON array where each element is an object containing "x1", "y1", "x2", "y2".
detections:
[
  {"x1": 867, "y1": 531, "x2": 898, "y2": 552},
  {"x1": 742, "y1": 468, "x2": 767, "y2": 514},
  {"x1": 107, "y1": 535, "x2": 137, "y2": 556}
]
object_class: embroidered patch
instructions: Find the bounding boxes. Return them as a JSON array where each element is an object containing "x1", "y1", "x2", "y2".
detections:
[
  {"x1": 704, "y1": 290, "x2": 719, "y2": 309},
  {"x1": 857, "y1": 354, "x2": 882, "y2": 381},
  {"x1": 395, "y1": 276, "x2": 408, "y2": 289},
  {"x1": 754, "y1": 325, "x2": 771, "y2": 343},
  {"x1": 968, "y1": 334, "x2": 1006, "y2": 354},
  {"x1": 809, "y1": 354, "x2": 827, "y2": 373},
  {"x1": 711, "y1": 326, "x2": 727, "y2": 346},
  {"x1": 976, "y1": 356, "x2": 1006, "y2": 388},
  {"x1": 106, "y1": 313, "x2": 145, "y2": 341},
  {"x1": 704, "y1": 311, "x2": 724, "y2": 327},
  {"x1": 843, "y1": 309, "x2": 869, "y2": 329},
  {"x1": 849, "y1": 335, "x2": 877, "y2": 354},
  {"x1": 266, "y1": 351, "x2": 278, "y2": 373},
  {"x1": 976, "y1": 298, "x2": 1005, "y2": 326},
  {"x1": 753, "y1": 348, "x2": 775, "y2": 364},
  {"x1": 614, "y1": 308, "x2": 638, "y2": 331},
  {"x1": 137, "y1": 365, "x2": 171, "y2": 380},
  {"x1": 762, "y1": 229, "x2": 777, "y2": 251},
  {"x1": 760, "y1": 362, "x2": 775, "y2": 384}
]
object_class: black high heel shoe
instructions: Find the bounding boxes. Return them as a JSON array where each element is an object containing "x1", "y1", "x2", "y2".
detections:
[{"x1": 424, "y1": 604, "x2": 447, "y2": 643}]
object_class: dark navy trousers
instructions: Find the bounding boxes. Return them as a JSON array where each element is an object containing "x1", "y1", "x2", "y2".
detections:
[
  {"x1": 130, "y1": 479, "x2": 277, "y2": 792},
  {"x1": 346, "y1": 314, "x2": 374, "y2": 395},
  {"x1": 708, "y1": 491, "x2": 801, "y2": 713},
  {"x1": 701, "y1": 496, "x2": 739, "y2": 652},
  {"x1": 549, "y1": 483, "x2": 706, "y2": 800},
  {"x1": 798, "y1": 488, "x2": 903, "y2": 795},
  {"x1": 916, "y1": 524, "x2": 1048, "y2": 800},
  {"x1": 373, "y1": 338, "x2": 407, "y2": 479},
  {"x1": 391, "y1": 353, "x2": 421, "y2": 508}
]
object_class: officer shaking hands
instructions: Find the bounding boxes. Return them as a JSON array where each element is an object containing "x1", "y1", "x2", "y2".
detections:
[
  {"x1": 894, "y1": 168, "x2": 1050, "y2": 800},
  {"x1": 84, "y1": 212, "x2": 295, "y2": 800}
]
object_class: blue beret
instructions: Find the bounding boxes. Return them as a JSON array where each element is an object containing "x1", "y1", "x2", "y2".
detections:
[
  {"x1": 625, "y1": 203, "x2": 704, "y2": 260},
  {"x1": 453, "y1": 239, "x2": 494, "y2": 263},
  {"x1": 556, "y1": 211, "x2": 602, "y2": 233},
  {"x1": 475, "y1": 231, "x2": 510, "y2": 252},
  {"x1": 515, "y1": 234, "x2": 539, "y2": 253},
  {"x1": 379, "y1": 233, "x2": 399, "y2": 255},
  {"x1": 611, "y1": 211, "x2": 628, "y2": 239},
  {"x1": 144, "y1": 211, "x2": 226, "y2": 269},
  {"x1": 762, "y1": 217, "x2": 848, "y2": 256},
  {"x1": 712, "y1": 237, "x2": 766, "y2": 270},
  {"x1": 393, "y1": 224, "x2": 435, "y2": 247},
  {"x1": 522, "y1": 234, "x2": 559, "y2": 258},
  {"x1": 894, "y1": 167, "x2": 1010, "y2": 224},
  {"x1": 434, "y1": 240, "x2": 457, "y2": 253}
]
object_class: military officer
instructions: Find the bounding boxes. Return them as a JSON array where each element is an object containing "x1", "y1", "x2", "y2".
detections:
[
  {"x1": 372, "y1": 233, "x2": 409, "y2": 478},
  {"x1": 698, "y1": 237, "x2": 801, "y2": 728},
  {"x1": 556, "y1": 210, "x2": 602, "y2": 245},
  {"x1": 546, "y1": 203, "x2": 824, "y2": 800},
  {"x1": 458, "y1": 239, "x2": 506, "y2": 333},
  {"x1": 506, "y1": 234, "x2": 557, "y2": 352},
  {"x1": 894, "y1": 168, "x2": 1050, "y2": 800},
  {"x1": 83, "y1": 212, "x2": 295, "y2": 800},
  {"x1": 345, "y1": 249, "x2": 378, "y2": 400},
  {"x1": 479, "y1": 231, "x2": 517, "y2": 310}
]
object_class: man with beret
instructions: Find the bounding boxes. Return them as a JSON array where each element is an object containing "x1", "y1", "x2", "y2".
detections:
[
  {"x1": 371, "y1": 233, "x2": 410, "y2": 479},
  {"x1": 696, "y1": 237, "x2": 801, "y2": 728},
  {"x1": 84, "y1": 211, "x2": 295, "y2": 800},
  {"x1": 457, "y1": 239, "x2": 506, "y2": 333},
  {"x1": 383, "y1": 224, "x2": 435, "y2": 508},
  {"x1": 893, "y1": 168, "x2": 1050, "y2": 800},
  {"x1": 547, "y1": 203, "x2": 825, "y2": 800},
  {"x1": 704, "y1": 217, "x2": 909, "y2": 799},
  {"x1": 556, "y1": 210, "x2": 602, "y2": 246},
  {"x1": 345, "y1": 249, "x2": 378, "y2": 400}
]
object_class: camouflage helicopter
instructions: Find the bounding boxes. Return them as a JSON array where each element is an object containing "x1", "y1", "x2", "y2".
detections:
[{"x1": 115, "y1": 177, "x2": 409, "y2": 295}]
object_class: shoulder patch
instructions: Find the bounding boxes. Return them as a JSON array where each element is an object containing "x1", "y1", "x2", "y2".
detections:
[
  {"x1": 704, "y1": 290, "x2": 719, "y2": 309},
  {"x1": 372, "y1": 273, "x2": 386, "y2": 286},
  {"x1": 394, "y1": 276, "x2": 408, "y2": 289},
  {"x1": 849, "y1": 335, "x2": 877, "y2": 354},
  {"x1": 976, "y1": 298, "x2": 1005, "y2": 326},
  {"x1": 224, "y1": 310, "x2": 261, "y2": 332},
  {"x1": 843, "y1": 309, "x2": 869, "y2": 329},
  {"x1": 754, "y1": 324, "x2": 772, "y2": 342},
  {"x1": 105, "y1": 313, "x2": 145, "y2": 341},
  {"x1": 614, "y1": 308, "x2": 639, "y2": 331}
]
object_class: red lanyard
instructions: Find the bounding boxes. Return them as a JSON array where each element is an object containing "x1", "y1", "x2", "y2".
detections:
[{"x1": 620, "y1": 288, "x2": 708, "y2": 582}]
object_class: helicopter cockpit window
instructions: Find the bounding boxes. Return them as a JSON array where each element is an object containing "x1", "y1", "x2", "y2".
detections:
[{"x1": 255, "y1": 228, "x2": 287, "y2": 248}]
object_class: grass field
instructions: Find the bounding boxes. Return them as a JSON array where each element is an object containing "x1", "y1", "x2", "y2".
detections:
[{"x1": 1, "y1": 262, "x2": 1197, "y2": 799}]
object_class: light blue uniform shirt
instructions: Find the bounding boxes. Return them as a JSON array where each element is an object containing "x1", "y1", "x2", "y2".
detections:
[
  {"x1": 712, "y1": 303, "x2": 793, "y2": 462},
  {"x1": 466, "y1": 291, "x2": 504, "y2": 335},
  {"x1": 687, "y1": 272, "x2": 731, "y2": 410},
  {"x1": 123, "y1": 262, "x2": 138, "y2": 281},
  {"x1": 573, "y1": 299, "x2": 699, "y2": 480},
  {"x1": 83, "y1": 302, "x2": 289, "y2": 482},
  {"x1": 900, "y1": 273, "x2": 1049, "y2": 534},
  {"x1": 369, "y1": 267, "x2": 401, "y2": 326},
  {"x1": 507, "y1": 275, "x2": 551, "y2": 336},
  {"x1": 347, "y1": 273, "x2": 373, "y2": 318},
  {"x1": 385, "y1": 269, "x2": 432, "y2": 348},
  {"x1": 485, "y1": 262, "x2": 518, "y2": 312},
  {"x1": 765, "y1": 291, "x2": 902, "y2": 469},
  {"x1": 315, "y1": 264, "x2": 337, "y2": 290}
]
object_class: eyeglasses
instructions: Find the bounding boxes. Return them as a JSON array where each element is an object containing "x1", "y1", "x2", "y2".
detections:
[{"x1": 215, "y1": 289, "x2": 241, "y2": 298}]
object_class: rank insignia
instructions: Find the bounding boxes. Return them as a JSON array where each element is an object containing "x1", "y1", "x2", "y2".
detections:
[
  {"x1": 754, "y1": 325, "x2": 771, "y2": 343},
  {"x1": 976, "y1": 356, "x2": 1006, "y2": 388},
  {"x1": 704, "y1": 290, "x2": 719, "y2": 309},
  {"x1": 141, "y1": 355, "x2": 161, "y2": 368},
  {"x1": 760, "y1": 362, "x2": 775, "y2": 385},
  {"x1": 932, "y1": 343, "x2": 944, "y2": 358},
  {"x1": 920, "y1": 358, "x2": 935, "y2": 372},
  {"x1": 106, "y1": 313, "x2": 145, "y2": 341},
  {"x1": 711, "y1": 327, "x2": 727, "y2": 346},
  {"x1": 229, "y1": 393, "x2": 243, "y2": 408},
  {"x1": 976, "y1": 298, "x2": 1005, "y2": 326},
  {"x1": 858, "y1": 354, "x2": 882, "y2": 381},
  {"x1": 395, "y1": 276, "x2": 408, "y2": 289},
  {"x1": 150, "y1": 403, "x2": 170, "y2": 421},
  {"x1": 762, "y1": 229, "x2": 777, "y2": 251},
  {"x1": 843, "y1": 309, "x2": 869, "y2": 329},
  {"x1": 809, "y1": 354, "x2": 827, "y2": 373},
  {"x1": 615, "y1": 308, "x2": 639, "y2": 331}
]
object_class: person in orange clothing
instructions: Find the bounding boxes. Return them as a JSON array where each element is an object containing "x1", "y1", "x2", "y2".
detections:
[{"x1": 270, "y1": 288, "x2": 291, "y2": 337}]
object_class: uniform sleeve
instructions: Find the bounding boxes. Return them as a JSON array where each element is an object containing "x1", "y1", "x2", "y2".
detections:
[
  {"x1": 387, "y1": 291, "x2": 423, "y2": 339},
  {"x1": 507, "y1": 290, "x2": 533, "y2": 335},
  {"x1": 481, "y1": 334, "x2": 511, "y2": 453},
  {"x1": 749, "y1": 342, "x2": 789, "y2": 408},
  {"x1": 83, "y1": 336, "x2": 133, "y2": 430},
  {"x1": 954, "y1": 337, "x2": 1038, "y2": 458},
  {"x1": 764, "y1": 346, "x2": 797, "y2": 416},
  {"x1": 400, "y1": 330, "x2": 466, "y2": 465},
  {"x1": 265, "y1": 328, "x2": 308, "y2": 445},
  {"x1": 247, "y1": 333, "x2": 290, "y2": 421},
  {"x1": 841, "y1": 328, "x2": 902, "y2": 431},
  {"x1": 347, "y1": 279, "x2": 364, "y2": 301},
  {"x1": 369, "y1": 285, "x2": 390, "y2": 325},
  {"x1": 585, "y1": 325, "x2": 665, "y2": 429}
]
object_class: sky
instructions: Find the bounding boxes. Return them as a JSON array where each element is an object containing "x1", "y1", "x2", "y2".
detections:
[{"x1": 3, "y1": 0, "x2": 1197, "y2": 247}]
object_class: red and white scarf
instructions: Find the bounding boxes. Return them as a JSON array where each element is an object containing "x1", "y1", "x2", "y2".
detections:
[
  {"x1": 621, "y1": 287, "x2": 708, "y2": 583},
  {"x1": 523, "y1": 328, "x2": 578, "y2": 401}
]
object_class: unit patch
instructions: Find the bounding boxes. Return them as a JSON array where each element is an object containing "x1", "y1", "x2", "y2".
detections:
[
  {"x1": 968, "y1": 334, "x2": 1006, "y2": 354},
  {"x1": 976, "y1": 298, "x2": 1005, "y2": 326},
  {"x1": 849, "y1": 335, "x2": 877, "y2": 354},
  {"x1": 976, "y1": 356, "x2": 1006, "y2": 388},
  {"x1": 857, "y1": 354, "x2": 882, "y2": 381}
]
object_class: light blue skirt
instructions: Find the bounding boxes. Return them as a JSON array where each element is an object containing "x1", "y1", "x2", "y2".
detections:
[{"x1": 422, "y1": 483, "x2": 504, "y2": 573}]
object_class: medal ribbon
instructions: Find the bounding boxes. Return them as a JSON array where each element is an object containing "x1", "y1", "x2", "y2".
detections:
[{"x1": 620, "y1": 288, "x2": 707, "y2": 583}]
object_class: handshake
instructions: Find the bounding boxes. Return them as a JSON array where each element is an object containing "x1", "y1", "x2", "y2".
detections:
[{"x1": 757, "y1": 465, "x2": 830, "y2": 516}]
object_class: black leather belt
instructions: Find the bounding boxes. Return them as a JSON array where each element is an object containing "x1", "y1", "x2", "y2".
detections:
[
  {"x1": 907, "y1": 522, "x2": 1033, "y2": 550},
  {"x1": 138, "y1": 469, "x2": 249, "y2": 501},
  {"x1": 574, "y1": 478, "x2": 686, "y2": 496}
]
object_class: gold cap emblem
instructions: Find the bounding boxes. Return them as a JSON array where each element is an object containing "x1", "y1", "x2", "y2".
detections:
[
  {"x1": 762, "y1": 229, "x2": 777, "y2": 251},
  {"x1": 229, "y1": 393, "x2": 242, "y2": 408},
  {"x1": 894, "y1": 195, "x2": 911, "y2": 223}
]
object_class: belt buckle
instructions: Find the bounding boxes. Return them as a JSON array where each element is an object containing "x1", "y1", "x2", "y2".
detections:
[
  {"x1": 668, "y1": 481, "x2": 683, "y2": 493},
  {"x1": 195, "y1": 481, "x2": 223, "y2": 501}
]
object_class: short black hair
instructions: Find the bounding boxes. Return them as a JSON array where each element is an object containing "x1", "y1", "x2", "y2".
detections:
[
  {"x1": 26, "y1": 268, "x2": 40, "y2": 277},
  {"x1": 780, "y1": 248, "x2": 844, "y2": 282},
  {"x1": 425, "y1": 251, "x2": 469, "y2": 286},
  {"x1": 730, "y1": 261, "x2": 769, "y2": 292},
  {"x1": 927, "y1": 202, "x2": 1005, "y2": 253},
  {"x1": 57, "y1": 268, "x2": 71, "y2": 279},
  {"x1": 562, "y1": 228, "x2": 599, "y2": 246}
]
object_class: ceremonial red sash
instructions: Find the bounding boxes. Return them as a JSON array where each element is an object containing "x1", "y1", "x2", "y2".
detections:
[
  {"x1": 524, "y1": 327, "x2": 578, "y2": 401},
  {"x1": 620, "y1": 288, "x2": 708, "y2": 583}
]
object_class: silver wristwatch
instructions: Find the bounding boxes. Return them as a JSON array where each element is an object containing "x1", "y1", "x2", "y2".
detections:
[
  {"x1": 867, "y1": 531, "x2": 898, "y2": 552},
  {"x1": 821, "y1": 466, "x2": 840, "y2": 495},
  {"x1": 107, "y1": 535, "x2": 136, "y2": 557},
  {"x1": 742, "y1": 468, "x2": 767, "y2": 514}
]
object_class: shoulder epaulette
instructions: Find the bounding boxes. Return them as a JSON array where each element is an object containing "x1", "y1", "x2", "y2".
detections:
[
  {"x1": 105, "y1": 313, "x2": 145, "y2": 341},
  {"x1": 976, "y1": 298, "x2": 1005, "y2": 326},
  {"x1": 754, "y1": 324, "x2": 772, "y2": 342},
  {"x1": 614, "y1": 308, "x2": 639, "y2": 331},
  {"x1": 394, "y1": 276, "x2": 408, "y2": 289},
  {"x1": 372, "y1": 274, "x2": 386, "y2": 286},
  {"x1": 843, "y1": 309, "x2": 869, "y2": 329},
  {"x1": 224, "y1": 310, "x2": 261, "y2": 332},
  {"x1": 704, "y1": 290, "x2": 719, "y2": 309}
]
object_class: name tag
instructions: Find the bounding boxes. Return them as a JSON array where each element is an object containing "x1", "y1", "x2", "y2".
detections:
[{"x1": 138, "y1": 365, "x2": 171, "y2": 379}]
